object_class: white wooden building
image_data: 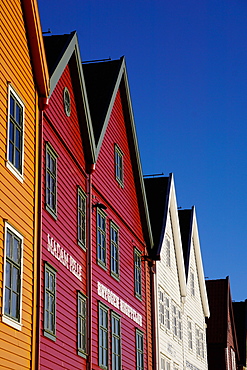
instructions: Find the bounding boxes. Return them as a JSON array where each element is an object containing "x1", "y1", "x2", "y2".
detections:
[{"x1": 144, "y1": 173, "x2": 210, "y2": 370}]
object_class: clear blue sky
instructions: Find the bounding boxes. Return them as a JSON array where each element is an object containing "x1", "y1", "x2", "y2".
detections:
[{"x1": 39, "y1": 0, "x2": 247, "y2": 302}]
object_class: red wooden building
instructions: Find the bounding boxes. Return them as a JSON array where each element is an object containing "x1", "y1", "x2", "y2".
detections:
[
  {"x1": 83, "y1": 57, "x2": 153, "y2": 369},
  {"x1": 39, "y1": 32, "x2": 154, "y2": 370},
  {"x1": 39, "y1": 32, "x2": 95, "y2": 369},
  {"x1": 206, "y1": 277, "x2": 239, "y2": 370}
]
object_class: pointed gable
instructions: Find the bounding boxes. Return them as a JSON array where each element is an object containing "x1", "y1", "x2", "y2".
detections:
[
  {"x1": 179, "y1": 207, "x2": 209, "y2": 317},
  {"x1": 43, "y1": 32, "x2": 96, "y2": 165},
  {"x1": 83, "y1": 57, "x2": 153, "y2": 248}
]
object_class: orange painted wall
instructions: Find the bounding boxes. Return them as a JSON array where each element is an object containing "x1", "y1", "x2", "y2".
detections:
[{"x1": 0, "y1": 0, "x2": 41, "y2": 368}]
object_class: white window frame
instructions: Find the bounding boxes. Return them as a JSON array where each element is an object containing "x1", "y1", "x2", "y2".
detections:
[
  {"x1": 166, "y1": 236, "x2": 171, "y2": 267},
  {"x1": 195, "y1": 325, "x2": 204, "y2": 359},
  {"x1": 165, "y1": 295, "x2": 171, "y2": 331},
  {"x1": 134, "y1": 248, "x2": 142, "y2": 299},
  {"x1": 136, "y1": 329, "x2": 144, "y2": 370},
  {"x1": 159, "y1": 286, "x2": 165, "y2": 327},
  {"x1": 188, "y1": 318, "x2": 193, "y2": 350},
  {"x1": 2, "y1": 222, "x2": 24, "y2": 330},
  {"x1": 97, "y1": 209, "x2": 107, "y2": 268},
  {"x1": 6, "y1": 85, "x2": 25, "y2": 182},
  {"x1": 44, "y1": 263, "x2": 56, "y2": 341},
  {"x1": 78, "y1": 291, "x2": 87, "y2": 357},
  {"x1": 45, "y1": 143, "x2": 58, "y2": 218},
  {"x1": 172, "y1": 304, "x2": 182, "y2": 340},
  {"x1": 161, "y1": 355, "x2": 171, "y2": 370},
  {"x1": 110, "y1": 222, "x2": 119, "y2": 278}
]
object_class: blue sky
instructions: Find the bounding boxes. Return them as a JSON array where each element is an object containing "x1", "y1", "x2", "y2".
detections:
[{"x1": 39, "y1": 0, "x2": 247, "y2": 301}]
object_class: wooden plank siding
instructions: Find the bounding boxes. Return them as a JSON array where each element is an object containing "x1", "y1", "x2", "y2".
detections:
[
  {"x1": 0, "y1": 0, "x2": 39, "y2": 368},
  {"x1": 40, "y1": 63, "x2": 88, "y2": 370},
  {"x1": 91, "y1": 88, "x2": 150, "y2": 369}
]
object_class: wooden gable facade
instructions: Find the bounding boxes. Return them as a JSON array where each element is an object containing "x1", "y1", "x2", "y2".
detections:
[
  {"x1": 179, "y1": 207, "x2": 209, "y2": 370},
  {"x1": 83, "y1": 57, "x2": 153, "y2": 369},
  {"x1": 206, "y1": 277, "x2": 239, "y2": 370},
  {"x1": 39, "y1": 32, "x2": 95, "y2": 369},
  {"x1": 0, "y1": 0, "x2": 49, "y2": 368},
  {"x1": 145, "y1": 174, "x2": 187, "y2": 370}
]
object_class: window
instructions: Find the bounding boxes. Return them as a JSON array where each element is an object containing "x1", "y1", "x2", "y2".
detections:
[
  {"x1": 195, "y1": 326, "x2": 204, "y2": 358},
  {"x1": 188, "y1": 319, "x2": 193, "y2": 350},
  {"x1": 46, "y1": 143, "x2": 57, "y2": 217},
  {"x1": 97, "y1": 210, "x2": 106, "y2": 267},
  {"x1": 190, "y1": 271, "x2": 195, "y2": 296},
  {"x1": 111, "y1": 312, "x2": 121, "y2": 370},
  {"x1": 7, "y1": 86, "x2": 24, "y2": 180},
  {"x1": 134, "y1": 248, "x2": 142, "y2": 299},
  {"x1": 166, "y1": 237, "x2": 171, "y2": 267},
  {"x1": 161, "y1": 356, "x2": 171, "y2": 370},
  {"x1": 159, "y1": 287, "x2": 165, "y2": 326},
  {"x1": 99, "y1": 303, "x2": 108, "y2": 369},
  {"x1": 78, "y1": 188, "x2": 86, "y2": 249},
  {"x1": 110, "y1": 222, "x2": 119, "y2": 278},
  {"x1": 115, "y1": 145, "x2": 123, "y2": 186},
  {"x1": 172, "y1": 304, "x2": 182, "y2": 340},
  {"x1": 78, "y1": 292, "x2": 87, "y2": 357},
  {"x1": 2, "y1": 223, "x2": 23, "y2": 330},
  {"x1": 136, "y1": 330, "x2": 144, "y2": 370},
  {"x1": 63, "y1": 87, "x2": 71, "y2": 116},
  {"x1": 44, "y1": 263, "x2": 56, "y2": 340},
  {"x1": 231, "y1": 348, "x2": 236, "y2": 370},
  {"x1": 165, "y1": 296, "x2": 171, "y2": 330}
]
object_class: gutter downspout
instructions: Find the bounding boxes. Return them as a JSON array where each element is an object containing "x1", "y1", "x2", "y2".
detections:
[
  {"x1": 86, "y1": 163, "x2": 95, "y2": 370},
  {"x1": 36, "y1": 96, "x2": 49, "y2": 370}
]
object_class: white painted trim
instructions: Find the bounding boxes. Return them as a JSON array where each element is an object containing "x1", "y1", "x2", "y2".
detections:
[
  {"x1": 6, "y1": 85, "x2": 25, "y2": 182},
  {"x1": 2, "y1": 222, "x2": 24, "y2": 331}
]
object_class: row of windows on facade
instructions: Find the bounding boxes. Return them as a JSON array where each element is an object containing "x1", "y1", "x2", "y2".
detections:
[
  {"x1": 44, "y1": 263, "x2": 144, "y2": 370},
  {"x1": 46, "y1": 142, "x2": 143, "y2": 298},
  {"x1": 159, "y1": 288, "x2": 205, "y2": 359}
]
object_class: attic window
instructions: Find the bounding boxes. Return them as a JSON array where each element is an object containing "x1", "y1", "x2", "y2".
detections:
[{"x1": 63, "y1": 87, "x2": 71, "y2": 117}]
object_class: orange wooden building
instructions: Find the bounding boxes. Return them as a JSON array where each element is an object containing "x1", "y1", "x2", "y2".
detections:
[{"x1": 0, "y1": 0, "x2": 49, "y2": 368}]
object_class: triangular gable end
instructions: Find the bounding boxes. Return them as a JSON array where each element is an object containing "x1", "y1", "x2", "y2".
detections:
[
  {"x1": 186, "y1": 207, "x2": 210, "y2": 318},
  {"x1": 43, "y1": 32, "x2": 96, "y2": 165},
  {"x1": 84, "y1": 57, "x2": 153, "y2": 249}
]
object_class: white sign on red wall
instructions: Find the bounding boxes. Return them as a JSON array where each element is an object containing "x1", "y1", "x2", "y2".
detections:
[{"x1": 47, "y1": 234, "x2": 82, "y2": 281}]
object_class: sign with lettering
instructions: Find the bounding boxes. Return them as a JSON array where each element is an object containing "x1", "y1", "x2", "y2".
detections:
[
  {"x1": 97, "y1": 281, "x2": 142, "y2": 326},
  {"x1": 47, "y1": 234, "x2": 82, "y2": 281}
]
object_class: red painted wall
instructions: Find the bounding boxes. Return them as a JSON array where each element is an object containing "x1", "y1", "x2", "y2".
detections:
[
  {"x1": 91, "y1": 88, "x2": 150, "y2": 369},
  {"x1": 40, "y1": 64, "x2": 88, "y2": 370}
]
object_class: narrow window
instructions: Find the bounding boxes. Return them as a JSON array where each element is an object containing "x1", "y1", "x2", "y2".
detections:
[
  {"x1": 231, "y1": 348, "x2": 236, "y2": 370},
  {"x1": 188, "y1": 319, "x2": 193, "y2": 350},
  {"x1": 159, "y1": 287, "x2": 165, "y2": 326},
  {"x1": 99, "y1": 303, "x2": 108, "y2": 369},
  {"x1": 78, "y1": 292, "x2": 87, "y2": 357},
  {"x1": 166, "y1": 237, "x2": 171, "y2": 267},
  {"x1": 195, "y1": 326, "x2": 204, "y2": 358},
  {"x1": 111, "y1": 312, "x2": 121, "y2": 370},
  {"x1": 134, "y1": 248, "x2": 142, "y2": 299},
  {"x1": 2, "y1": 223, "x2": 23, "y2": 330},
  {"x1": 97, "y1": 210, "x2": 106, "y2": 267},
  {"x1": 115, "y1": 145, "x2": 123, "y2": 186},
  {"x1": 44, "y1": 263, "x2": 56, "y2": 340},
  {"x1": 46, "y1": 143, "x2": 58, "y2": 217},
  {"x1": 7, "y1": 86, "x2": 24, "y2": 179},
  {"x1": 165, "y1": 296, "x2": 170, "y2": 330},
  {"x1": 191, "y1": 271, "x2": 195, "y2": 296},
  {"x1": 173, "y1": 305, "x2": 182, "y2": 339},
  {"x1": 110, "y1": 222, "x2": 119, "y2": 278},
  {"x1": 161, "y1": 356, "x2": 171, "y2": 370},
  {"x1": 78, "y1": 188, "x2": 86, "y2": 249},
  {"x1": 136, "y1": 330, "x2": 144, "y2": 370}
]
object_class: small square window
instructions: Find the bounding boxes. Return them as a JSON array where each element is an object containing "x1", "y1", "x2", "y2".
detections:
[
  {"x1": 78, "y1": 188, "x2": 86, "y2": 249},
  {"x1": 6, "y1": 86, "x2": 25, "y2": 181},
  {"x1": 2, "y1": 222, "x2": 23, "y2": 330},
  {"x1": 45, "y1": 143, "x2": 58, "y2": 218},
  {"x1": 44, "y1": 263, "x2": 56, "y2": 341},
  {"x1": 115, "y1": 145, "x2": 123, "y2": 186}
]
